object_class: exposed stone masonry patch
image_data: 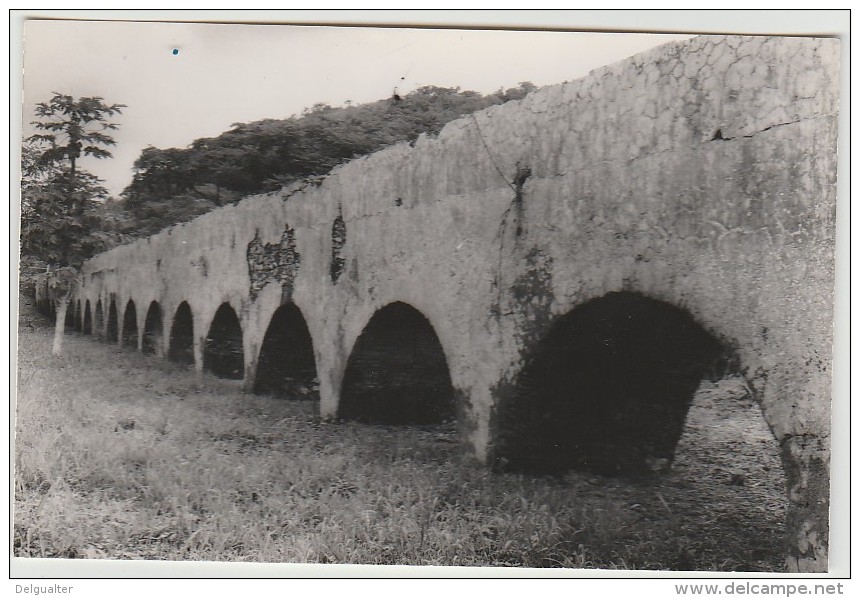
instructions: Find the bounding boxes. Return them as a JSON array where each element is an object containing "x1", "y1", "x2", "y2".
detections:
[
  {"x1": 247, "y1": 225, "x2": 301, "y2": 301},
  {"x1": 330, "y1": 209, "x2": 347, "y2": 283}
]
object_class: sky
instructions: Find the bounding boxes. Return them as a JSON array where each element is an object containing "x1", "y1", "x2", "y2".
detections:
[{"x1": 20, "y1": 19, "x2": 691, "y2": 196}]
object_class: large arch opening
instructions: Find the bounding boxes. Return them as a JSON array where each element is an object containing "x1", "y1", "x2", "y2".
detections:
[
  {"x1": 106, "y1": 297, "x2": 119, "y2": 342},
  {"x1": 254, "y1": 303, "x2": 318, "y2": 399},
  {"x1": 168, "y1": 302, "x2": 195, "y2": 366},
  {"x1": 203, "y1": 302, "x2": 244, "y2": 379},
  {"x1": 339, "y1": 302, "x2": 455, "y2": 425},
  {"x1": 122, "y1": 300, "x2": 138, "y2": 348},
  {"x1": 73, "y1": 300, "x2": 82, "y2": 332},
  {"x1": 142, "y1": 301, "x2": 163, "y2": 355},
  {"x1": 83, "y1": 300, "x2": 92, "y2": 334},
  {"x1": 494, "y1": 291, "x2": 724, "y2": 476},
  {"x1": 94, "y1": 299, "x2": 104, "y2": 335}
]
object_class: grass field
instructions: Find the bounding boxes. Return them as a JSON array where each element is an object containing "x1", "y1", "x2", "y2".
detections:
[{"x1": 14, "y1": 301, "x2": 788, "y2": 571}]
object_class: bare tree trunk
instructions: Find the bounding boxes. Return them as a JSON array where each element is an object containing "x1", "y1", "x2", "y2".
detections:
[{"x1": 52, "y1": 294, "x2": 69, "y2": 356}]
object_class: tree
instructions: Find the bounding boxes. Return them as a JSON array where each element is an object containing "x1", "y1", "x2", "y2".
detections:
[
  {"x1": 20, "y1": 153, "x2": 127, "y2": 355},
  {"x1": 23, "y1": 93, "x2": 125, "y2": 355},
  {"x1": 27, "y1": 93, "x2": 125, "y2": 202},
  {"x1": 118, "y1": 84, "x2": 539, "y2": 236},
  {"x1": 21, "y1": 161, "x2": 109, "y2": 266},
  {"x1": 46, "y1": 266, "x2": 80, "y2": 356}
]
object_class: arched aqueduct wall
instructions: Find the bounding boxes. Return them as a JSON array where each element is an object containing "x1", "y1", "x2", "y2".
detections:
[{"x1": 36, "y1": 35, "x2": 839, "y2": 571}]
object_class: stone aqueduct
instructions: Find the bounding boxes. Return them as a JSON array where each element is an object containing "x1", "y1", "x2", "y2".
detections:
[{"x1": 35, "y1": 36, "x2": 839, "y2": 571}]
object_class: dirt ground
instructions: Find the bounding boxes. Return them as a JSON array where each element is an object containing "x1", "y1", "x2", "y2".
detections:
[{"x1": 13, "y1": 297, "x2": 788, "y2": 571}]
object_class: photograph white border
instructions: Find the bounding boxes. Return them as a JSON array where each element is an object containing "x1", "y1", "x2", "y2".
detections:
[{"x1": 6, "y1": 8, "x2": 851, "y2": 586}]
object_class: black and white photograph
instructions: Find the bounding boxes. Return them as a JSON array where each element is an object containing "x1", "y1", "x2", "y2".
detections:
[{"x1": 11, "y1": 10, "x2": 848, "y2": 582}]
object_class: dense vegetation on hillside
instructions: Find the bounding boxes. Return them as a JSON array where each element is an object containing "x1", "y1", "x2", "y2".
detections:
[{"x1": 119, "y1": 83, "x2": 536, "y2": 236}]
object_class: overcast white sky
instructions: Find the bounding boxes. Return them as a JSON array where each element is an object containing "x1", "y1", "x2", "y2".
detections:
[{"x1": 21, "y1": 20, "x2": 691, "y2": 196}]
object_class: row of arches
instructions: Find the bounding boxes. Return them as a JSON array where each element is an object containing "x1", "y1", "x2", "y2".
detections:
[
  {"x1": 76, "y1": 297, "x2": 206, "y2": 367},
  {"x1": 58, "y1": 290, "x2": 747, "y2": 476},
  {"x1": 43, "y1": 289, "x2": 790, "y2": 573},
  {"x1": 66, "y1": 295, "x2": 454, "y2": 425}
]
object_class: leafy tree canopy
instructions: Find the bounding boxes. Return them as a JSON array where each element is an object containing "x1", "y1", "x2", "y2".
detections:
[
  {"x1": 21, "y1": 93, "x2": 129, "y2": 271},
  {"x1": 27, "y1": 93, "x2": 125, "y2": 176},
  {"x1": 20, "y1": 156, "x2": 127, "y2": 268}
]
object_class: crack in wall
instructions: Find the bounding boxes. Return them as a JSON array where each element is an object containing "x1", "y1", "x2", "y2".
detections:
[
  {"x1": 712, "y1": 119, "x2": 806, "y2": 141},
  {"x1": 489, "y1": 163, "x2": 534, "y2": 321}
]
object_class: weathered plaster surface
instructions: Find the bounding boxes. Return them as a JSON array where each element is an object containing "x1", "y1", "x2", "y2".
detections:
[{"x1": 40, "y1": 36, "x2": 839, "y2": 571}]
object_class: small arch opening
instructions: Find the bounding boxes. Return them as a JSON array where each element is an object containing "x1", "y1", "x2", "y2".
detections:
[
  {"x1": 494, "y1": 291, "x2": 724, "y2": 476},
  {"x1": 83, "y1": 300, "x2": 92, "y2": 334},
  {"x1": 339, "y1": 302, "x2": 455, "y2": 425},
  {"x1": 64, "y1": 301, "x2": 76, "y2": 331},
  {"x1": 94, "y1": 299, "x2": 104, "y2": 335},
  {"x1": 204, "y1": 302, "x2": 244, "y2": 379},
  {"x1": 122, "y1": 300, "x2": 138, "y2": 348},
  {"x1": 73, "y1": 300, "x2": 82, "y2": 332},
  {"x1": 142, "y1": 301, "x2": 163, "y2": 355},
  {"x1": 254, "y1": 303, "x2": 319, "y2": 399},
  {"x1": 106, "y1": 297, "x2": 118, "y2": 342},
  {"x1": 168, "y1": 302, "x2": 195, "y2": 366}
]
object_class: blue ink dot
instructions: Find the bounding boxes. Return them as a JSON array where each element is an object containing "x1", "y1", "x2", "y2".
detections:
[{"x1": 172, "y1": 48, "x2": 179, "y2": 55}]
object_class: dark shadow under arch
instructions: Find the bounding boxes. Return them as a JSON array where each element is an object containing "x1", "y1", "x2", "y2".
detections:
[
  {"x1": 122, "y1": 300, "x2": 138, "y2": 348},
  {"x1": 83, "y1": 300, "x2": 92, "y2": 334},
  {"x1": 94, "y1": 299, "x2": 104, "y2": 335},
  {"x1": 494, "y1": 291, "x2": 724, "y2": 476},
  {"x1": 168, "y1": 302, "x2": 195, "y2": 366},
  {"x1": 339, "y1": 302, "x2": 455, "y2": 425},
  {"x1": 64, "y1": 301, "x2": 76, "y2": 331},
  {"x1": 254, "y1": 303, "x2": 318, "y2": 399},
  {"x1": 142, "y1": 301, "x2": 163, "y2": 355},
  {"x1": 106, "y1": 297, "x2": 118, "y2": 342},
  {"x1": 204, "y1": 302, "x2": 244, "y2": 379},
  {"x1": 74, "y1": 300, "x2": 82, "y2": 332}
]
